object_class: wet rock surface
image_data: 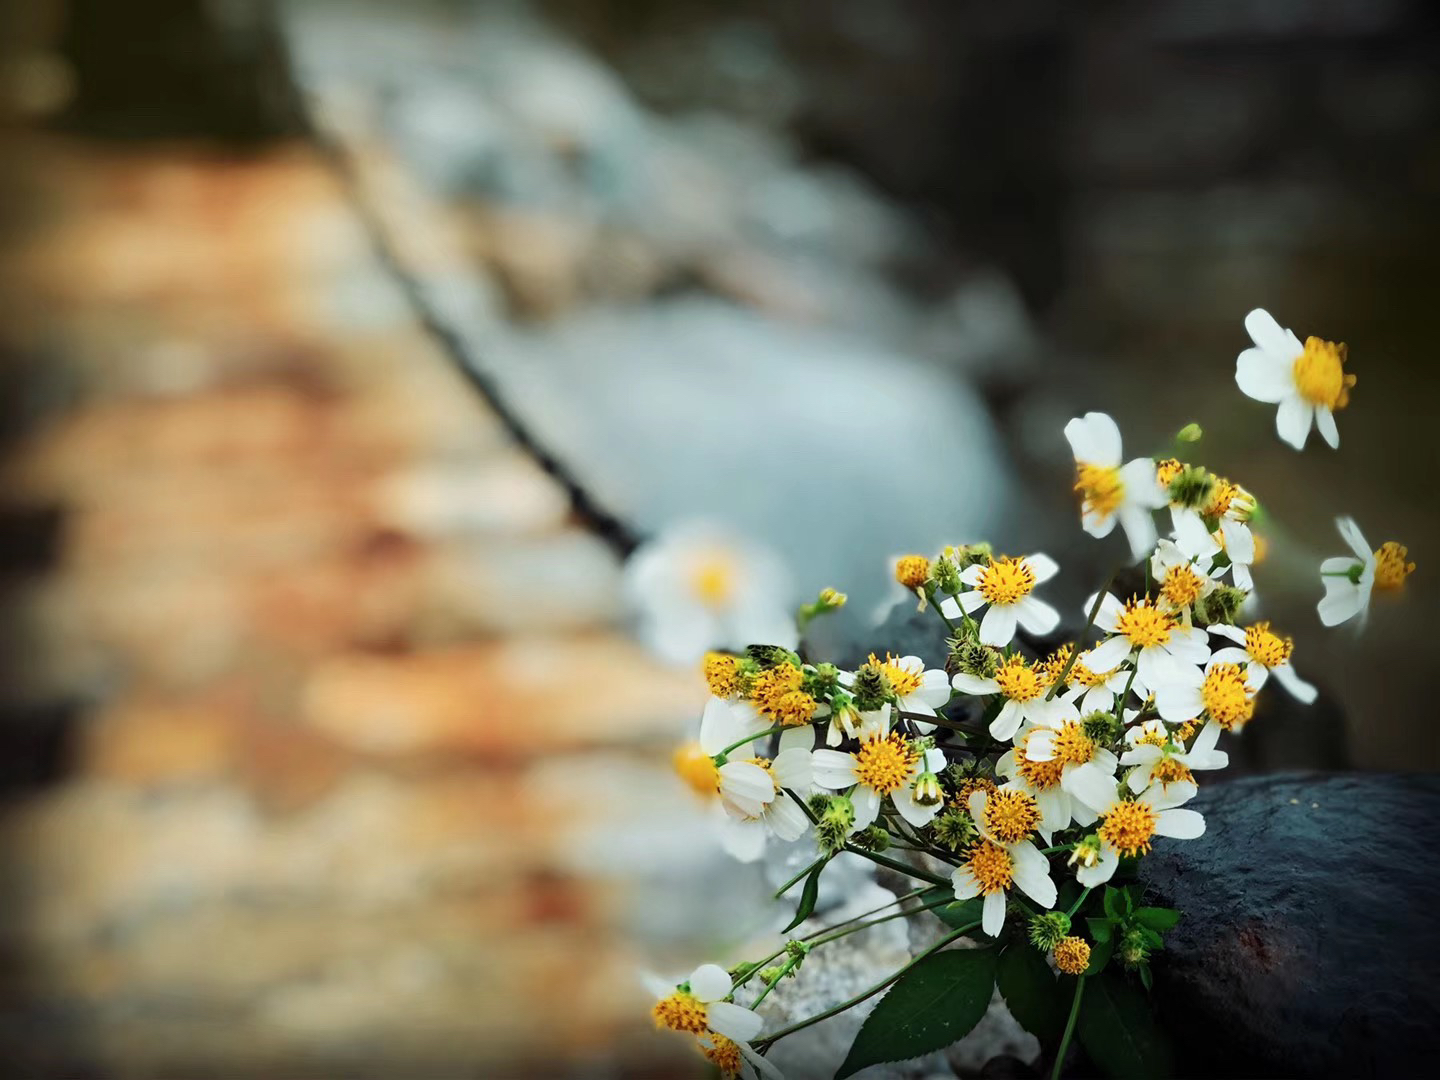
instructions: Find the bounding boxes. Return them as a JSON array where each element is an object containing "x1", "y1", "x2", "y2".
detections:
[{"x1": 1138, "y1": 772, "x2": 1440, "y2": 1079}]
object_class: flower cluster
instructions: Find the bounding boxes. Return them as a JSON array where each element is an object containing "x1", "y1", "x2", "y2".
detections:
[{"x1": 645, "y1": 309, "x2": 1413, "y2": 1078}]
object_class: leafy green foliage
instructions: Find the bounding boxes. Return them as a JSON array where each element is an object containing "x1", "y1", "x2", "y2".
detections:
[
  {"x1": 836, "y1": 949, "x2": 997, "y2": 1079},
  {"x1": 1075, "y1": 972, "x2": 1173, "y2": 1079},
  {"x1": 782, "y1": 861, "x2": 824, "y2": 932},
  {"x1": 933, "y1": 896, "x2": 984, "y2": 930},
  {"x1": 996, "y1": 944, "x2": 1066, "y2": 1045}
]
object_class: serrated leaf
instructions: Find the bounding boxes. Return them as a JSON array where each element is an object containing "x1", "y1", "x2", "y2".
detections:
[
  {"x1": 782, "y1": 861, "x2": 823, "y2": 932},
  {"x1": 934, "y1": 897, "x2": 984, "y2": 930},
  {"x1": 1102, "y1": 887, "x2": 1124, "y2": 921},
  {"x1": 1087, "y1": 917, "x2": 1113, "y2": 943},
  {"x1": 1132, "y1": 906, "x2": 1181, "y2": 933},
  {"x1": 836, "y1": 949, "x2": 997, "y2": 1079},
  {"x1": 1136, "y1": 926, "x2": 1164, "y2": 950},
  {"x1": 1075, "y1": 972, "x2": 1173, "y2": 1080},
  {"x1": 996, "y1": 944, "x2": 1065, "y2": 1045},
  {"x1": 1084, "y1": 935, "x2": 1114, "y2": 976}
]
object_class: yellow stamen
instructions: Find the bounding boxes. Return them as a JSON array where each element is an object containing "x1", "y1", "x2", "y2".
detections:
[
  {"x1": 894, "y1": 554, "x2": 931, "y2": 590},
  {"x1": 1053, "y1": 936, "x2": 1091, "y2": 975},
  {"x1": 689, "y1": 553, "x2": 736, "y2": 608},
  {"x1": 868, "y1": 652, "x2": 923, "y2": 697},
  {"x1": 653, "y1": 991, "x2": 708, "y2": 1033},
  {"x1": 1076, "y1": 463, "x2": 1124, "y2": 521},
  {"x1": 983, "y1": 789, "x2": 1041, "y2": 843},
  {"x1": 1202, "y1": 663, "x2": 1254, "y2": 731},
  {"x1": 1292, "y1": 336, "x2": 1355, "y2": 410},
  {"x1": 965, "y1": 840, "x2": 1015, "y2": 894},
  {"x1": 1114, "y1": 597, "x2": 1175, "y2": 648},
  {"x1": 1099, "y1": 800, "x2": 1158, "y2": 857},
  {"x1": 1373, "y1": 542, "x2": 1415, "y2": 591},
  {"x1": 1037, "y1": 644, "x2": 1073, "y2": 686},
  {"x1": 1015, "y1": 735, "x2": 1065, "y2": 790},
  {"x1": 751, "y1": 665, "x2": 804, "y2": 721},
  {"x1": 994, "y1": 654, "x2": 1045, "y2": 703},
  {"x1": 1050, "y1": 721, "x2": 1096, "y2": 767},
  {"x1": 853, "y1": 733, "x2": 918, "y2": 795},
  {"x1": 953, "y1": 775, "x2": 997, "y2": 807},
  {"x1": 977, "y1": 556, "x2": 1037, "y2": 606},
  {"x1": 1243, "y1": 622, "x2": 1292, "y2": 668},
  {"x1": 699, "y1": 1035, "x2": 743, "y2": 1076},
  {"x1": 1204, "y1": 477, "x2": 1238, "y2": 519},
  {"x1": 1152, "y1": 757, "x2": 1195, "y2": 788},
  {"x1": 1159, "y1": 564, "x2": 1206, "y2": 609},
  {"x1": 673, "y1": 743, "x2": 720, "y2": 797},
  {"x1": 772, "y1": 689, "x2": 818, "y2": 727},
  {"x1": 1155, "y1": 458, "x2": 1184, "y2": 489},
  {"x1": 703, "y1": 652, "x2": 744, "y2": 698}
]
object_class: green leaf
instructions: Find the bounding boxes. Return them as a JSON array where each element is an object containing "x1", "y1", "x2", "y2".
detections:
[
  {"x1": 782, "y1": 862, "x2": 824, "y2": 932},
  {"x1": 996, "y1": 944, "x2": 1065, "y2": 1046},
  {"x1": 934, "y1": 897, "x2": 984, "y2": 930},
  {"x1": 1087, "y1": 918, "x2": 1113, "y2": 943},
  {"x1": 1102, "y1": 887, "x2": 1124, "y2": 921},
  {"x1": 1138, "y1": 965, "x2": 1153, "y2": 992},
  {"x1": 1132, "y1": 906, "x2": 1181, "y2": 933},
  {"x1": 1084, "y1": 935, "x2": 1114, "y2": 976},
  {"x1": 836, "y1": 949, "x2": 997, "y2": 1079},
  {"x1": 1136, "y1": 926, "x2": 1165, "y2": 950},
  {"x1": 1076, "y1": 972, "x2": 1173, "y2": 1080}
]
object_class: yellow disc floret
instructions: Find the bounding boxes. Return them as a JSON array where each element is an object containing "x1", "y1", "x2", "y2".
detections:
[
  {"x1": 653, "y1": 991, "x2": 708, "y2": 1033},
  {"x1": 699, "y1": 1035, "x2": 744, "y2": 1076},
  {"x1": 895, "y1": 554, "x2": 931, "y2": 590},
  {"x1": 1050, "y1": 721, "x2": 1096, "y2": 767},
  {"x1": 1099, "y1": 800, "x2": 1158, "y2": 857},
  {"x1": 1152, "y1": 757, "x2": 1196, "y2": 789},
  {"x1": 772, "y1": 689, "x2": 818, "y2": 727},
  {"x1": 1076, "y1": 463, "x2": 1124, "y2": 521},
  {"x1": 965, "y1": 840, "x2": 1015, "y2": 894},
  {"x1": 703, "y1": 652, "x2": 744, "y2": 699},
  {"x1": 978, "y1": 556, "x2": 1037, "y2": 606},
  {"x1": 689, "y1": 553, "x2": 736, "y2": 608},
  {"x1": 868, "y1": 652, "x2": 923, "y2": 697},
  {"x1": 994, "y1": 654, "x2": 1045, "y2": 703},
  {"x1": 1155, "y1": 458, "x2": 1184, "y2": 490},
  {"x1": 1015, "y1": 736, "x2": 1065, "y2": 790},
  {"x1": 1373, "y1": 542, "x2": 1415, "y2": 591},
  {"x1": 853, "y1": 733, "x2": 918, "y2": 795},
  {"x1": 1159, "y1": 564, "x2": 1206, "y2": 609},
  {"x1": 953, "y1": 775, "x2": 997, "y2": 807},
  {"x1": 1201, "y1": 663, "x2": 1255, "y2": 731},
  {"x1": 1053, "y1": 936, "x2": 1091, "y2": 975},
  {"x1": 1292, "y1": 336, "x2": 1356, "y2": 410},
  {"x1": 1114, "y1": 597, "x2": 1175, "y2": 648},
  {"x1": 1243, "y1": 622, "x2": 1292, "y2": 668},
  {"x1": 983, "y1": 789, "x2": 1041, "y2": 843},
  {"x1": 751, "y1": 664, "x2": 804, "y2": 720},
  {"x1": 673, "y1": 742, "x2": 720, "y2": 797}
]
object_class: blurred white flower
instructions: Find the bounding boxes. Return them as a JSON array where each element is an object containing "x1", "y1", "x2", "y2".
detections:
[
  {"x1": 1064, "y1": 411, "x2": 1167, "y2": 561},
  {"x1": 1235, "y1": 308, "x2": 1355, "y2": 450}
]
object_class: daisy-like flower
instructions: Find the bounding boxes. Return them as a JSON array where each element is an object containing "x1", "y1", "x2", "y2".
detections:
[
  {"x1": 841, "y1": 654, "x2": 950, "y2": 734},
  {"x1": 1070, "y1": 786, "x2": 1205, "y2": 887},
  {"x1": 1061, "y1": 647, "x2": 1140, "y2": 716},
  {"x1": 939, "y1": 553, "x2": 1062, "y2": 646},
  {"x1": 648, "y1": 964, "x2": 770, "y2": 1072},
  {"x1": 1119, "y1": 719, "x2": 1227, "y2": 801},
  {"x1": 810, "y1": 713, "x2": 948, "y2": 831},
  {"x1": 822, "y1": 693, "x2": 890, "y2": 748},
  {"x1": 1064, "y1": 412, "x2": 1168, "y2": 561},
  {"x1": 625, "y1": 523, "x2": 797, "y2": 666},
  {"x1": 696, "y1": 1032, "x2": 783, "y2": 1080},
  {"x1": 996, "y1": 730, "x2": 1098, "y2": 840},
  {"x1": 1153, "y1": 657, "x2": 1262, "y2": 735},
  {"x1": 1083, "y1": 593, "x2": 1211, "y2": 690},
  {"x1": 1021, "y1": 717, "x2": 1122, "y2": 815},
  {"x1": 1209, "y1": 622, "x2": 1317, "y2": 703},
  {"x1": 951, "y1": 653, "x2": 1079, "y2": 741},
  {"x1": 1235, "y1": 308, "x2": 1355, "y2": 451},
  {"x1": 1318, "y1": 516, "x2": 1415, "y2": 627},
  {"x1": 951, "y1": 788, "x2": 1058, "y2": 936},
  {"x1": 1205, "y1": 478, "x2": 1259, "y2": 588},
  {"x1": 1149, "y1": 540, "x2": 1221, "y2": 622},
  {"x1": 715, "y1": 728, "x2": 815, "y2": 862}
]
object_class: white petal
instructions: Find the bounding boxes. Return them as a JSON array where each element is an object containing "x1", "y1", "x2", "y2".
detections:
[
  {"x1": 1026, "y1": 553, "x2": 1060, "y2": 583},
  {"x1": 1235, "y1": 345, "x2": 1295, "y2": 403},
  {"x1": 1117, "y1": 505, "x2": 1158, "y2": 563},
  {"x1": 952, "y1": 673, "x2": 1001, "y2": 696},
  {"x1": 720, "y1": 817, "x2": 768, "y2": 862},
  {"x1": 1220, "y1": 519, "x2": 1255, "y2": 565},
  {"x1": 852, "y1": 787, "x2": 880, "y2": 829},
  {"x1": 982, "y1": 890, "x2": 1007, "y2": 937},
  {"x1": 1027, "y1": 730, "x2": 1057, "y2": 762},
  {"x1": 707, "y1": 1002, "x2": 763, "y2": 1042},
  {"x1": 1075, "y1": 847, "x2": 1119, "y2": 887},
  {"x1": 1209, "y1": 646, "x2": 1248, "y2": 666},
  {"x1": 1155, "y1": 683, "x2": 1204, "y2": 723},
  {"x1": 772, "y1": 746, "x2": 813, "y2": 789},
  {"x1": 1154, "y1": 808, "x2": 1205, "y2": 840},
  {"x1": 1317, "y1": 582, "x2": 1364, "y2": 627},
  {"x1": 778, "y1": 726, "x2": 816, "y2": 755},
  {"x1": 690, "y1": 964, "x2": 733, "y2": 1003},
  {"x1": 892, "y1": 784, "x2": 939, "y2": 828},
  {"x1": 702, "y1": 699, "x2": 765, "y2": 756},
  {"x1": 959, "y1": 565, "x2": 986, "y2": 587},
  {"x1": 979, "y1": 604, "x2": 1018, "y2": 646},
  {"x1": 1315, "y1": 406, "x2": 1339, "y2": 449},
  {"x1": 1085, "y1": 634, "x2": 1133, "y2": 672},
  {"x1": 989, "y1": 700, "x2": 1023, "y2": 741},
  {"x1": 766, "y1": 793, "x2": 810, "y2": 841},
  {"x1": 1064, "y1": 762, "x2": 1118, "y2": 811},
  {"x1": 1065, "y1": 412, "x2": 1122, "y2": 467},
  {"x1": 1172, "y1": 507, "x2": 1220, "y2": 558},
  {"x1": 808, "y1": 750, "x2": 858, "y2": 790},
  {"x1": 1012, "y1": 861, "x2": 1057, "y2": 909},
  {"x1": 939, "y1": 596, "x2": 963, "y2": 621},
  {"x1": 1276, "y1": 395, "x2": 1314, "y2": 450},
  {"x1": 1036, "y1": 788, "x2": 1069, "y2": 835},
  {"x1": 1244, "y1": 308, "x2": 1296, "y2": 356},
  {"x1": 1209, "y1": 623, "x2": 1245, "y2": 644},
  {"x1": 1272, "y1": 663, "x2": 1318, "y2": 704},
  {"x1": 1337, "y1": 517, "x2": 1372, "y2": 563},
  {"x1": 1120, "y1": 457, "x2": 1168, "y2": 510},
  {"x1": 739, "y1": 1041, "x2": 785, "y2": 1080},
  {"x1": 1015, "y1": 596, "x2": 1061, "y2": 637},
  {"x1": 951, "y1": 867, "x2": 980, "y2": 900}
]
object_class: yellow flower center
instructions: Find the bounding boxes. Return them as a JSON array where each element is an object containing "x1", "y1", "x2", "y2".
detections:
[
  {"x1": 1202, "y1": 663, "x2": 1255, "y2": 731},
  {"x1": 1114, "y1": 597, "x2": 1175, "y2": 648},
  {"x1": 1175, "y1": 719, "x2": 1199, "y2": 743},
  {"x1": 674, "y1": 743, "x2": 720, "y2": 797},
  {"x1": 1373, "y1": 542, "x2": 1415, "y2": 591},
  {"x1": 1243, "y1": 622, "x2": 1292, "y2": 668},
  {"x1": 1159, "y1": 564, "x2": 1206, "y2": 609},
  {"x1": 1204, "y1": 477, "x2": 1238, "y2": 519},
  {"x1": 966, "y1": 840, "x2": 1015, "y2": 894},
  {"x1": 978, "y1": 556, "x2": 1037, "y2": 606},
  {"x1": 703, "y1": 652, "x2": 743, "y2": 698},
  {"x1": 1136, "y1": 728, "x2": 1168, "y2": 748},
  {"x1": 1053, "y1": 937, "x2": 1091, "y2": 976},
  {"x1": 853, "y1": 733, "x2": 918, "y2": 795},
  {"x1": 983, "y1": 789, "x2": 1041, "y2": 843},
  {"x1": 1075, "y1": 463, "x2": 1124, "y2": 521},
  {"x1": 700, "y1": 1035, "x2": 743, "y2": 1076},
  {"x1": 868, "y1": 652, "x2": 923, "y2": 697},
  {"x1": 994, "y1": 654, "x2": 1045, "y2": 703},
  {"x1": 772, "y1": 689, "x2": 818, "y2": 727},
  {"x1": 1292, "y1": 336, "x2": 1355, "y2": 410},
  {"x1": 1068, "y1": 654, "x2": 1113, "y2": 688},
  {"x1": 653, "y1": 991, "x2": 709, "y2": 1033},
  {"x1": 1155, "y1": 458, "x2": 1184, "y2": 489},
  {"x1": 1152, "y1": 757, "x2": 1195, "y2": 788},
  {"x1": 1050, "y1": 721, "x2": 1096, "y2": 767},
  {"x1": 751, "y1": 665, "x2": 804, "y2": 720},
  {"x1": 1036, "y1": 644, "x2": 1073, "y2": 686},
  {"x1": 1099, "y1": 800, "x2": 1158, "y2": 857},
  {"x1": 895, "y1": 554, "x2": 931, "y2": 590},
  {"x1": 1015, "y1": 736, "x2": 1065, "y2": 790},
  {"x1": 953, "y1": 775, "x2": 997, "y2": 807},
  {"x1": 689, "y1": 553, "x2": 736, "y2": 608}
]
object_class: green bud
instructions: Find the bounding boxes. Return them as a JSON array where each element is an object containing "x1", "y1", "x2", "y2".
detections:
[
  {"x1": 1082, "y1": 710, "x2": 1122, "y2": 746},
  {"x1": 814, "y1": 794, "x2": 856, "y2": 855},
  {"x1": 1028, "y1": 911, "x2": 1072, "y2": 951},
  {"x1": 1119, "y1": 927, "x2": 1152, "y2": 969},
  {"x1": 747, "y1": 645, "x2": 799, "y2": 669},
  {"x1": 951, "y1": 638, "x2": 1001, "y2": 680},
  {"x1": 911, "y1": 772, "x2": 943, "y2": 807},
  {"x1": 1193, "y1": 584, "x2": 1248, "y2": 626},
  {"x1": 1068, "y1": 834, "x2": 1102, "y2": 869},
  {"x1": 930, "y1": 808, "x2": 978, "y2": 852},
  {"x1": 805, "y1": 663, "x2": 841, "y2": 700},
  {"x1": 758, "y1": 966, "x2": 784, "y2": 984},
  {"x1": 851, "y1": 824, "x2": 891, "y2": 852},
  {"x1": 932, "y1": 554, "x2": 963, "y2": 596},
  {"x1": 785, "y1": 939, "x2": 810, "y2": 961},
  {"x1": 1167, "y1": 464, "x2": 1216, "y2": 511},
  {"x1": 950, "y1": 542, "x2": 993, "y2": 570},
  {"x1": 850, "y1": 664, "x2": 892, "y2": 711},
  {"x1": 1176, "y1": 423, "x2": 1203, "y2": 443}
]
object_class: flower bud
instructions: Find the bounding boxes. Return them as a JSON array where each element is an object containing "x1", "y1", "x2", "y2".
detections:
[
  {"x1": 1194, "y1": 584, "x2": 1248, "y2": 626},
  {"x1": 1167, "y1": 464, "x2": 1216, "y2": 511},
  {"x1": 1028, "y1": 911, "x2": 1072, "y2": 950},
  {"x1": 1082, "y1": 710, "x2": 1122, "y2": 746},
  {"x1": 1176, "y1": 422, "x2": 1203, "y2": 443},
  {"x1": 1068, "y1": 834, "x2": 1102, "y2": 869},
  {"x1": 851, "y1": 825, "x2": 891, "y2": 852},
  {"x1": 912, "y1": 772, "x2": 943, "y2": 807}
]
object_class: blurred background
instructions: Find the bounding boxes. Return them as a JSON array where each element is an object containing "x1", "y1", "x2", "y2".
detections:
[{"x1": 1, "y1": 0, "x2": 1438, "y2": 1075}]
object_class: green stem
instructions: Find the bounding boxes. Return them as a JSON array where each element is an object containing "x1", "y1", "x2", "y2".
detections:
[
  {"x1": 845, "y1": 845, "x2": 950, "y2": 887},
  {"x1": 1066, "y1": 887, "x2": 1092, "y2": 918},
  {"x1": 1039, "y1": 843, "x2": 1076, "y2": 856},
  {"x1": 801, "y1": 887, "x2": 929, "y2": 941},
  {"x1": 774, "y1": 854, "x2": 828, "y2": 899},
  {"x1": 755, "y1": 921, "x2": 982, "y2": 1050},
  {"x1": 716, "y1": 725, "x2": 785, "y2": 760},
  {"x1": 1051, "y1": 975, "x2": 1087, "y2": 1080},
  {"x1": 804, "y1": 894, "x2": 956, "y2": 949},
  {"x1": 1112, "y1": 665, "x2": 1139, "y2": 723},
  {"x1": 1046, "y1": 576, "x2": 1114, "y2": 700},
  {"x1": 749, "y1": 953, "x2": 800, "y2": 1008}
]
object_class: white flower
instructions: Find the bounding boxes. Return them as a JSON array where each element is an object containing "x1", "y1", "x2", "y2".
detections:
[
  {"x1": 810, "y1": 711, "x2": 947, "y2": 831},
  {"x1": 951, "y1": 654, "x2": 1078, "y2": 741},
  {"x1": 625, "y1": 523, "x2": 797, "y2": 666},
  {"x1": 1149, "y1": 539, "x2": 1221, "y2": 622},
  {"x1": 1235, "y1": 308, "x2": 1355, "y2": 451},
  {"x1": 1064, "y1": 412, "x2": 1167, "y2": 561},
  {"x1": 647, "y1": 963, "x2": 770, "y2": 1070},
  {"x1": 951, "y1": 789, "x2": 1057, "y2": 937},
  {"x1": 939, "y1": 553, "x2": 1061, "y2": 646},
  {"x1": 843, "y1": 654, "x2": 951, "y2": 731},
  {"x1": 1317, "y1": 516, "x2": 1377, "y2": 627},
  {"x1": 1022, "y1": 718, "x2": 1123, "y2": 816},
  {"x1": 1208, "y1": 622, "x2": 1316, "y2": 703},
  {"x1": 1070, "y1": 786, "x2": 1205, "y2": 887},
  {"x1": 1153, "y1": 658, "x2": 1261, "y2": 735},
  {"x1": 822, "y1": 693, "x2": 890, "y2": 748},
  {"x1": 1083, "y1": 593, "x2": 1211, "y2": 691},
  {"x1": 1061, "y1": 648, "x2": 1140, "y2": 716},
  {"x1": 701, "y1": 697, "x2": 770, "y2": 757},
  {"x1": 996, "y1": 731, "x2": 1099, "y2": 840},
  {"x1": 1119, "y1": 720, "x2": 1227, "y2": 801},
  {"x1": 715, "y1": 728, "x2": 815, "y2": 862}
]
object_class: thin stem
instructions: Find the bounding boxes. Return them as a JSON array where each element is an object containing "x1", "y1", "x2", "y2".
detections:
[
  {"x1": 1113, "y1": 664, "x2": 1139, "y2": 723},
  {"x1": 1039, "y1": 843, "x2": 1076, "y2": 856},
  {"x1": 1066, "y1": 887, "x2": 1092, "y2": 918},
  {"x1": 774, "y1": 854, "x2": 828, "y2": 899},
  {"x1": 1051, "y1": 975, "x2": 1087, "y2": 1080},
  {"x1": 749, "y1": 953, "x2": 800, "y2": 1009},
  {"x1": 800, "y1": 887, "x2": 930, "y2": 941},
  {"x1": 926, "y1": 588, "x2": 961, "y2": 635},
  {"x1": 804, "y1": 894, "x2": 956, "y2": 949},
  {"x1": 717, "y1": 725, "x2": 786, "y2": 760},
  {"x1": 1046, "y1": 576, "x2": 1114, "y2": 700},
  {"x1": 755, "y1": 921, "x2": 982, "y2": 1049},
  {"x1": 845, "y1": 846, "x2": 950, "y2": 887},
  {"x1": 898, "y1": 709, "x2": 988, "y2": 737}
]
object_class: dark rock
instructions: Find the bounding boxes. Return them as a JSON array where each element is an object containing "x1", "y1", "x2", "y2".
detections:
[{"x1": 1138, "y1": 773, "x2": 1440, "y2": 1079}]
